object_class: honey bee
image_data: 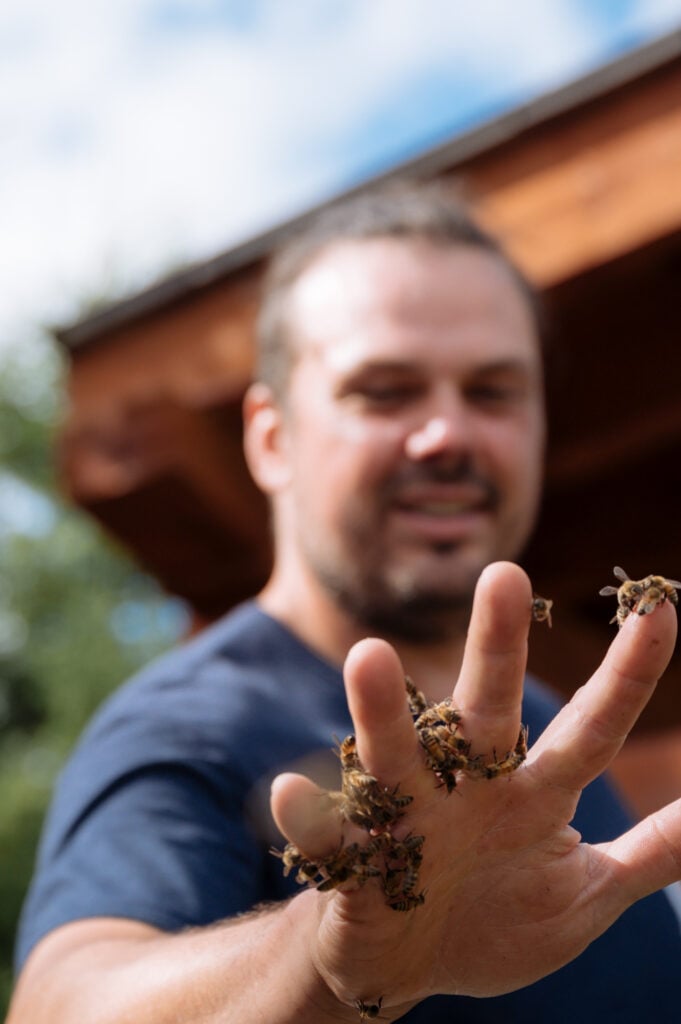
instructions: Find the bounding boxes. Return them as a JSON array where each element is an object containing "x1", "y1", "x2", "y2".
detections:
[
  {"x1": 418, "y1": 723, "x2": 471, "y2": 792},
  {"x1": 343, "y1": 779, "x2": 412, "y2": 830},
  {"x1": 382, "y1": 865, "x2": 405, "y2": 899},
  {"x1": 405, "y1": 674, "x2": 428, "y2": 716},
  {"x1": 637, "y1": 575, "x2": 681, "y2": 615},
  {"x1": 313, "y1": 840, "x2": 383, "y2": 892},
  {"x1": 270, "y1": 842, "x2": 321, "y2": 885},
  {"x1": 407, "y1": 675, "x2": 472, "y2": 791},
  {"x1": 415, "y1": 698, "x2": 463, "y2": 732},
  {"x1": 417, "y1": 726, "x2": 450, "y2": 770},
  {"x1": 407, "y1": 674, "x2": 464, "y2": 732},
  {"x1": 599, "y1": 566, "x2": 645, "y2": 626},
  {"x1": 467, "y1": 726, "x2": 528, "y2": 780},
  {"x1": 317, "y1": 860, "x2": 382, "y2": 891},
  {"x1": 336, "y1": 733, "x2": 362, "y2": 771},
  {"x1": 381, "y1": 831, "x2": 426, "y2": 903},
  {"x1": 600, "y1": 567, "x2": 681, "y2": 627},
  {"x1": 338, "y1": 734, "x2": 413, "y2": 829},
  {"x1": 354, "y1": 996, "x2": 384, "y2": 1020},
  {"x1": 399, "y1": 860, "x2": 421, "y2": 898},
  {"x1": 391, "y1": 833, "x2": 426, "y2": 860},
  {"x1": 269, "y1": 841, "x2": 301, "y2": 876},
  {"x1": 531, "y1": 594, "x2": 553, "y2": 627},
  {"x1": 387, "y1": 890, "x2": 427, "y2": 912}
]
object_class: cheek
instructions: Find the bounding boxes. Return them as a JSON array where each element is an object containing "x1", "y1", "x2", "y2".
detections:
[
  {"x1": 299, "y1": 410, "x2": 405, "y2": 484},
  {"x1": 484, "y1": 418, "x2": 544, "y2": 492}
]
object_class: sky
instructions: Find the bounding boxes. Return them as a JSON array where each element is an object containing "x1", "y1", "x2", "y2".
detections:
[{"x1": 2, "y1": 0, "x2": 681, "y2": 363}]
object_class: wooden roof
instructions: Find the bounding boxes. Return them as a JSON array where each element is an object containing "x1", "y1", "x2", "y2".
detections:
[{"x1": 56, "y1": 28, "x2": 681, "y2": 348}]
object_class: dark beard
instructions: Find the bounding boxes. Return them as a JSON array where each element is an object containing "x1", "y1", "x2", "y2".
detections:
[
  {"x1": 314, "y1": 544, "x2": 476, "y2": 644},
  {"x1": 344, "y1": 590, "x2": 472, "y2": 644}
]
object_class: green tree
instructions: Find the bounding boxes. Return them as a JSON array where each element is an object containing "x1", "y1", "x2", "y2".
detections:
[{"x1": 0, "y1": 337, "x2": 185, "y2": 1013}]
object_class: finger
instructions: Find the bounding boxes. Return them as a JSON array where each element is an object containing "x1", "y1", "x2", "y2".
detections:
[
  {"x1": 600, "y1": 796, "x2": 681, "y2": 906},
  {"x1": 271, "y1": 772, "x2": 345, "y2": 858},
  {"x1": 453, "y1": 561, "x2": 531, "y2": 755},
  {"x1": 343, "y1": 638, "x2": 422, "y2": 788},
  {"x1": 529, "y1": 600, "x2": 677, "y2": 791}
]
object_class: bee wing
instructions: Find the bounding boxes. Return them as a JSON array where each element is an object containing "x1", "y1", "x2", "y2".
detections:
[
  {"x1": 613, "y1": 566, "x2": 630, "y2": 582},
  {"x1": 599, "y1": 586, "x2": 619, "y2": 596},
  {"x1": 667, "y1": 579, "x2": 681, "y2": 589}
]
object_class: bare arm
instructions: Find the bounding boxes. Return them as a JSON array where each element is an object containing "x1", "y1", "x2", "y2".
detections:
[
  {"x1": 7, "y1": 897, "x2": 376, "y2": 1024},
  {"x1": 8, "y1": 561, "x2": 681, "y2": 1022}
]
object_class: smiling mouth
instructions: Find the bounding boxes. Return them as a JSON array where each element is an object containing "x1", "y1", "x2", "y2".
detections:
[
  {"x1": 401, "y1": 500, "x2": 482, "y2": 516},
  {"x1": 387, "y1": 486, "x2": 497, "y2": 545},
  {"x1": 395, "y1": 492, "x2": 492, "y2": 517}
]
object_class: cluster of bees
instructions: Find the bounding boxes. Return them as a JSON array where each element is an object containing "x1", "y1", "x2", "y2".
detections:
[
  {"x1": 273, "y1": 730, "x2": 425, "y2": 913},
  {"x1": 273, "y1": 673, "x2": 532, "y2": 922},
  {"x1": 599, "y1": 567, "x2": 681, "y2": 628},
  {"x1": 405, "y1": 675, "x2": 528, "y2": 790}
]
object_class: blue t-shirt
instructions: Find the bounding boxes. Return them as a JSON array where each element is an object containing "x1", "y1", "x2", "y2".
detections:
[{"x1": 15, "y1": 602, "x2": 681, "y2": 1021}]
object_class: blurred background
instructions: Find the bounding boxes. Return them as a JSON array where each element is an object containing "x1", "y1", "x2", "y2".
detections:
[{"x1": 3, "y1": 1, "x2": 681, "y2": 1013}]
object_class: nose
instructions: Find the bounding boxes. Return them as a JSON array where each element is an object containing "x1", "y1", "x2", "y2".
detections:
[{"x1": 404, "y1": 389, "x2": 473, "y2": 461}]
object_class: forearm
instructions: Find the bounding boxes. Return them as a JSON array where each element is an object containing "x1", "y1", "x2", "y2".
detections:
[{"x1": 8, "y1": 895, "x2": 360, "y2": 1024}]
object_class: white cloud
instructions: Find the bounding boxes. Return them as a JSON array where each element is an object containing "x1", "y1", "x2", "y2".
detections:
[
  {"x1": 626, "y1": 0, "x2": 681, "y2": 33},
  {"x1": 1, "y1": 0, "x2": 680, "y2": 354}
]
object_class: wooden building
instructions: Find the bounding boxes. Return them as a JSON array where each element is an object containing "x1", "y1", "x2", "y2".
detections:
[{"x1": 54, "y1": 30, "x2": 681, "y2": 818}]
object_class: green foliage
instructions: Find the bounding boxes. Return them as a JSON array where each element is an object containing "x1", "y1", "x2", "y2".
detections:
[{"x1": 0, "y1": 340, "x2": 185, "y2": 1015}]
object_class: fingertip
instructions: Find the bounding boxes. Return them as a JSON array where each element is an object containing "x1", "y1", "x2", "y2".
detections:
[
  {"x1": 468, "y1": 561, "x2": 534, "y2": 652},
  {"x1": 476, "y1": 561, "x2": 533, "y2": 614},
  {"x1": 271, "y1": 773, "x2": 343, "y2": 857},
  {"x1": 344, "y1": 638, "x2": 408, "y2": 723},
  {"x1": 610, "y1": 598, "x2": 677, "y2": 680},
  {"x1": 343, "y1": 638, "x2": 420, "y2": 786},
  {"x1": 479, "y1": 560, "x2": 531, "y2": 587},
  {"x1": 344, "y1": 636, "x2": 404, "y2": 681}
]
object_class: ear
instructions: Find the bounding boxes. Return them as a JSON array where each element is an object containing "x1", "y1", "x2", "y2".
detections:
[{"x1": 242, "y1": 382, "x2": 292, "y2": 495}]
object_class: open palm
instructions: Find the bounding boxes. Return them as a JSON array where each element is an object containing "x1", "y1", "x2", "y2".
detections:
[{"x1": 271, "y1": 562, "x2": 681, "y2": 1017}]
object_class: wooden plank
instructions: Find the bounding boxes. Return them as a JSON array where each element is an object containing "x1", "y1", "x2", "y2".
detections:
[
  {"x1": 462, "y1": 65, "x2": 681, "y2": 284},
  {"x1": 479, "y1": 112, "x2": 681, "y2": 284}
]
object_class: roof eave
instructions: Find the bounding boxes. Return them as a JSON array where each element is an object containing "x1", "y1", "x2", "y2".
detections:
[{"x1": 55, "y1": 27, "x2": 681, "y2": 351}]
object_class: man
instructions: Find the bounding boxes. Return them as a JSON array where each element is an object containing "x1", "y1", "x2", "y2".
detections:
[{"x1": 9, "y1": 182, "x2": 681, "y2": 1022}]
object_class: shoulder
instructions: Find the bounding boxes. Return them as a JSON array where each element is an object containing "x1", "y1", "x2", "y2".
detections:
[
  {"x1": 50, "y1": 601, "x2": 348, "y2": 820},
  {"x1": 78, "y1": 601, "x2": 315, "y2": 758}
]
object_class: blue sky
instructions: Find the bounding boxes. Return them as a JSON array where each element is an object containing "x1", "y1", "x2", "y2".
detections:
[{"x1": 2, "y1": 0, "x2": 681, "y2": 360}]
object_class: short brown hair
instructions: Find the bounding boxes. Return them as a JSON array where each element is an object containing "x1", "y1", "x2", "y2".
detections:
[{"x1": 255, "y1": 178, "x2": 542, "y2": 400}]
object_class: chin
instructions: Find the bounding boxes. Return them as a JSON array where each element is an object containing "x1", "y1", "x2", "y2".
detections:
[
  {"x1": 386, "y1": 567, "x2": 481, "y2": 611},
  {"x1": 394, "y1": 544, "x2": 491, "y2": 591}
]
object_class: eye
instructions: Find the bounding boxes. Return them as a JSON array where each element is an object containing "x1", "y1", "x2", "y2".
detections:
[
  {"x1": 346, "y1": 377, "x2": 423, "y2": 409},
  {"x1": 358, "y1": 383, "x2": 419, "y2": 404},
  {"x1": 465, "y1": 380, "x2": 526, "y2": 407}
]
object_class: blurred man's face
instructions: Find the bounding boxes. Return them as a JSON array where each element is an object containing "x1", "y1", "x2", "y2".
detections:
[{"x1": 274, "y1": 237, "x2": 545, "y2": 640}]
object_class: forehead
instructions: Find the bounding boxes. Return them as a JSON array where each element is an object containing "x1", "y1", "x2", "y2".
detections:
[{"x1": 285, "y1": 237, "x2": 539, "y2": 375}]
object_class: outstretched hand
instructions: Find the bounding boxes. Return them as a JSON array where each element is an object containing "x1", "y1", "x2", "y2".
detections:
[{"x1": 270, "y1": 561, "x2": 680, "y2": 1018}]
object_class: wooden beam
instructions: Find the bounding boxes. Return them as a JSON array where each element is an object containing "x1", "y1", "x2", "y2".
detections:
[{"x1": 463, "y1": 63, "x2": 681, "y2": 285}]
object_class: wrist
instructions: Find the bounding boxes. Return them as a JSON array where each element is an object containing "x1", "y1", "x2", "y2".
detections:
[{"x1": 285, "y1": 889, "x2": 420, "y2": 1023}]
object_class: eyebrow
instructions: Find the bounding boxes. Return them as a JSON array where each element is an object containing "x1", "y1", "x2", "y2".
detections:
[{"x1": 342, "y1": 357, "x2": 536, "y2": 377}]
